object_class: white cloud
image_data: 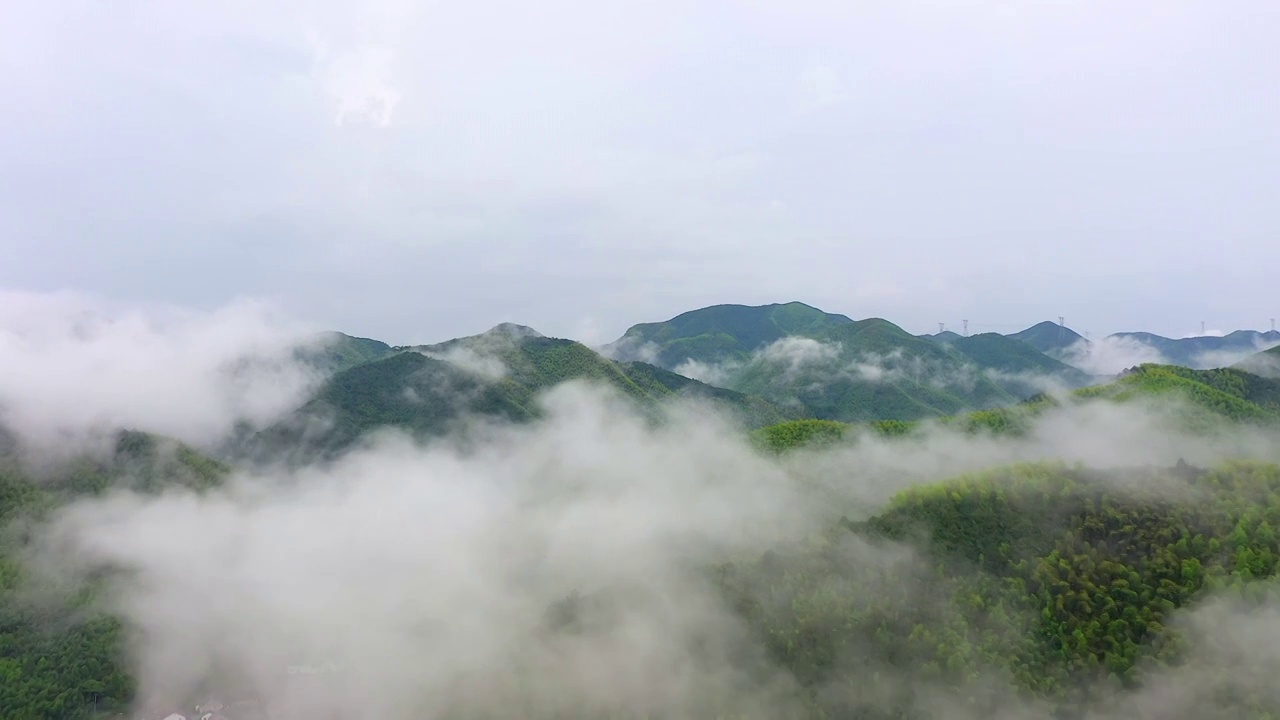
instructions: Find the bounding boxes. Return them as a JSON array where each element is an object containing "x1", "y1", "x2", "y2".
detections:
[
  {"x1": 1059, "y1": 336, "x2": 1168, "y2": 375},
  {"x1": 0, "y1": 290, "x2": 323, "y2": 455}
]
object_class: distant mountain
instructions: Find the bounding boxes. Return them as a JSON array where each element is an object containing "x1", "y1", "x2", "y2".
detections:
[
  {"x1": 935, "y1": 333, "x2": 1094, "y2": 392},
  {"x1": 603, "y1": 301, "x2": 857, "y2": 368},
  {"x1": 917, "y1": 330, "x2": 963, "y2": 343},
  {"x1": 1108, "y1": 330, "x2": 1280, "y2": 369},
  {"x1": 250, "y1": 327, "x2": 798, "y2": 461},
  {"x1": 1006, "y1": 321, "x2": 1087, "y2": 357},
  {"x1": 607, "y1": 302, "x2": 1095, "y2": 422}
]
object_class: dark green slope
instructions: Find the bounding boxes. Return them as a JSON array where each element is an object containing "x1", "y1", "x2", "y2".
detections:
[
  {"x1": 249, "y1": 351, "x2": 537, "y2": 461},
  {"x1": 254, "y1": 331, "x2": 797, "y2": 460},
  {"x1": 612, "y1": 361, "x2": 802, "y2": 428},
  {"x1": 605, "y1": 301, "x2": 856, "y2": 368},
  {"x1": 728, "y1": 317, "x2": 1013, "y2": 421},
  {"x1": 941, "y1": 333, "x2": 1093, "y2": 391},
  {"x1": 1006, "y1": 321, "x2": 1087, "y2": 356},
  {"x1": 831, "y1": 460, "x2": 1280, "y2": 709},
  {"x1": 609, "y1": 303, "x2": 1026, "y2": 423}
]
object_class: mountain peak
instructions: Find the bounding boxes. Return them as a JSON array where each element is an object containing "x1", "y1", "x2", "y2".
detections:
[
  {"x1": 483, "y1": 322, "x2": 544, "y2": 339},
  {"x1": 1007, "y1": 321, "x2": 1086, "y2": 355}
]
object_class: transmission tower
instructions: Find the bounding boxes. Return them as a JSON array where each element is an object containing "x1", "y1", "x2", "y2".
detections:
[
  {"x1": 1272, "y1": 318, "x2": 1276, "y2": 333},
  {"x1": 1201, "y1": 321, "x2": 1206, "y2": 335},
  {"x1": 939, "y1": 322, "x2": 945, "y2": 334},
  {"x1": 963, "y1": 319, "x2": 969, "y2": 337},
  {"x1": 1058, "y1": 316, "x2": 1065, "y2": 326}
]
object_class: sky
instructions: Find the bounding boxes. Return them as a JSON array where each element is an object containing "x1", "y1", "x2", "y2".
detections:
[{"x1": 1, "y1": 0, "x2": 1277, "y2": 346}]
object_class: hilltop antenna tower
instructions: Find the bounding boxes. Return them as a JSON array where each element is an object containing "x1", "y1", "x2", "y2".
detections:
[
  {"x1": 963, "y1": 319, "x2": 969, "y2": 337},
  {"x1": 1272, "y1": 318, "x2": 1276, "y2": 333},
  {"x1": 1201, "y1": 320, "x2": 1206, "y2": 335},
  {"x1": 939, "y1": 322, "x2": 945, "y2": 334}
]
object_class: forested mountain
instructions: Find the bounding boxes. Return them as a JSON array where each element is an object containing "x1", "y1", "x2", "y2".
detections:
[
  {"x1": 247, "y1": 328, "x2": 798, "y2": 462},
  {"x1": 1006, "y1": 320, "x2": 1088, "y2": 357},
  {"x1": 604, "y1": 301, "x2": 859, "y2": 368},
  {"x1": 606, "y1": 302, "x2": 1088, "y2": 422},
  {"x1": 927, "y1": 332, "x2": 1094, "y2": 391}
]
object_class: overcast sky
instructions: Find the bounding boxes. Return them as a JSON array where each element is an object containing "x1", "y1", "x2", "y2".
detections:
[{"x1": 2, "y1": 1, "x2": 1277, "y2": 345}]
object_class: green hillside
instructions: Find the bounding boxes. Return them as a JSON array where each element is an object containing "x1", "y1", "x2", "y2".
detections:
[
  {"x1": 754, "y1": 364, "x2": 1280, "y2": 453},
  {"x1": 605, "y1": 301, "x2": 857, "y2": 368},
  {"x1": 1, "y1": 430, "x2": 230, "y2": 719},
  {"x1": 932, "y1": 332, "x2": 1094, "y2": 392},
  {"x1": 720, "y1": 458, "x2": 1280, "y2": 718},
  {"x1": 252, "y1": 330, "x2": 798, "y2": 461},
  {"x1": 610, "y1": 303, "x2": 1074, "y2": 422}
]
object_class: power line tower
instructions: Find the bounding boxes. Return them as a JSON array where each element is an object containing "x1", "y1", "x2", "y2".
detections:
[
  {"x1": 938, "y1": 322, "x2": 945, "y2": 334},
  {"x1": 1201, "y1": 320, "x2": 1206, "y2": 335},
  {"x1": 963, "y1": 319, "x2": 969, "y2": 337},
  {"x1": 1272, "y1": 318, "x2": 1276, "y2": 333}
]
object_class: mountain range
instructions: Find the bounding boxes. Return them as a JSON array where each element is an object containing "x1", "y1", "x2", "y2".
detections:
[
  {"x1": 233, "y1": 301, "x2": 1280, "y2": 458},
  {"x1": 6, "y1": 301, "x2": 1280, "y2": 719}
]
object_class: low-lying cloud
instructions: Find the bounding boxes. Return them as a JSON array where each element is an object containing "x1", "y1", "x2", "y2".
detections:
[
  {"x1": 1059, "y1": 334, "x2": 1280, "y2": 375},
  {"x1": 1058, "y1": 336, "x2": 1168, "y2": 376},
  {"x1": 0, "y1": 290, "x2": 327, "y2": 459},
  {"x1": 23, "y1": 374, "x2": 1280, "y2": 719},
  {"x1": 6, "y1": 294, "x2": 1280, "y2": 719}
]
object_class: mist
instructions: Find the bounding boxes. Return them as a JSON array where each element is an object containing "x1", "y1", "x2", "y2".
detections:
[
  {"x1": 22, "y1": 368, "x2": 1280, "y2": 719},
  {"x1": 0, "y1": 290, "x2": 1277, "y2": 719},
  {"x1": 0, "y1": 290, "x2": 332, "y2": 460}
]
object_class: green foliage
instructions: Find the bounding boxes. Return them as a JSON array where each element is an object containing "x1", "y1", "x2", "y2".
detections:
[
  {"x1": 609, "y1": 302, "x2": 1099, "y2": 423},
  {"x1": 939, "y1": 332, "x2": 1093, "y2": 391},
  {"x1": 0, "y1": 431, "x2": 229, "y2": 719},
  {"x1": 614, "y1": 301, "x2": 857, "y2": 368},
  {"x1": 1076, "y1": 364, "x2": 1280, "y2": 422},
  {"x1": 252, "y1": 334, "x2": 798, "y2": 461},
  {"x1": 718, "y1": 459, "x2": 1280, "y2": 718},
  {"x1": 753, "y1": 363, "x2": 1280, "y2": 454},
  {"x1": 751, "y1": 419, "x2": 852, "y2": 453}
]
